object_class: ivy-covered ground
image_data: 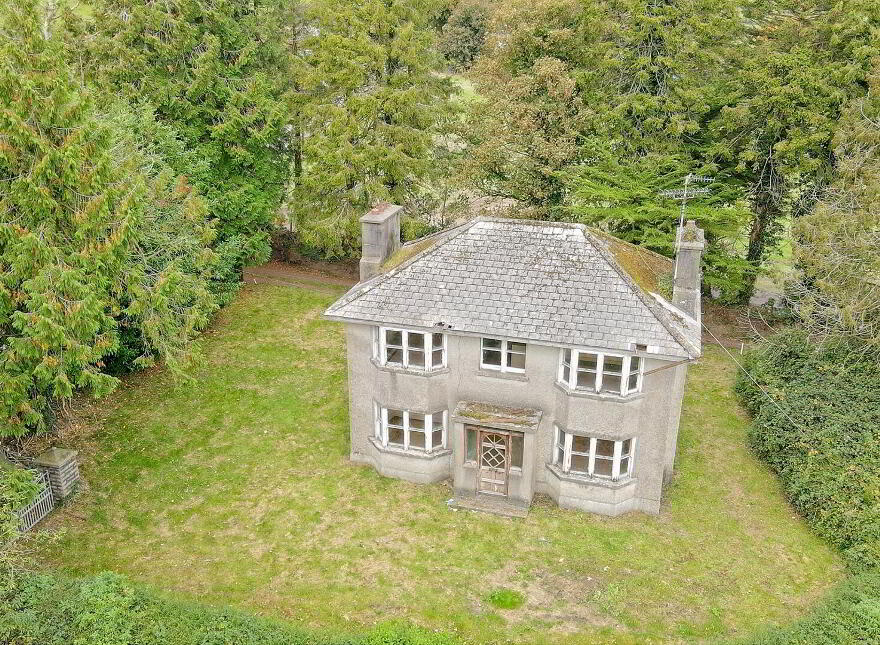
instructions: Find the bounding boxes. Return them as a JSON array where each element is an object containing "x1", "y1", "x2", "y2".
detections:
[{"x1": 38, "y1": 284, "x2": 841, "y2": 644}]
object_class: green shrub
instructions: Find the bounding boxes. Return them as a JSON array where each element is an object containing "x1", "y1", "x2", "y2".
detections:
[
  {"x1": 0, "y1": 571, "x2": 453, "y2": 645},
  {"x1": 735, "y1": 329, "x2": 880, "y2": 573}
]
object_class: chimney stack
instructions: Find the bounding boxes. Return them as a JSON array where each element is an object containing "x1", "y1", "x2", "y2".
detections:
[
  {"x1": 672, "y1": 220, "x2": 705, "y2": 326},
  {"x1": 359, "y1": 203, "x2": 402, "y2": 282}
]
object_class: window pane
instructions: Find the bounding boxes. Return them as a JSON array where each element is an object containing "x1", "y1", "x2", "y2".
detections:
[
  {"x1": 622, "y1": 438, "x2": 632, "y2": 455},
  {"x1": 555, "y1": 444, "x2": 565, "y2": 465},
  {"x1": 408, "y1": 349, "x2": 425, "y2": 368},
  {"x1": 466, "y1": 428, "x2": 477, "y2": 461},
  {"x1": 578, "y1": 353, "x2": 598, "y2": 370},
  {"x1": 387, "y1": 410, "x2": 404, "y2": 427},
  {"x1": 571, "y1": 435, "x2": 590, "y2": 453},
  {"x1": 570, "y1": 454, "x2": 589, "y2": 473},
  {"x1": 482, "y1": 349, "x2": 502, "y2": 366},
  {"x1": 562, "y1": 363, "x2": 571, "y2": 383},
  {"x1": 408, "y1": 413, "x2": 425, "y2": 430},
  {"x1": 595, "y1": 439, "x2": 615, "y2": 457},
  {"x1": 482, "y1": 337, "x2": 502, "y2": 349},
  {"x1": 594, "y1": 457, "x2": 613, "y2": 477},
  {"x1": 432, "y1": 429, "x2": 443, "y2": 449},
  {"x1": 388, "y1": 427, "x2": 404, "y2": 446},
  {"x1": 386, "y1": 348, "x2": 403, "y2": 364},
  {"x1": 601, "y1": 375, "x2": 622, "y2": 394},
  {"x1": 385, "y1": 330, "x2": 402, "y2": 346},
  {"x1": 576, "y1": 370, "x2": 595, "y2": 389},
  {"x1": 509, "y1": 342, "x2": 526, "y2": 355},
  {"x1": 432, "y1": 333, "x2": 444, "y2": 349},
  {"x1": 630, "y1": 356, "x2": 640, "y2": 372},
  {"x1": 604, "y1": 356, "x2": 623, "y2": 374},
  {"x1": 628, "y1": 373, "x2": 639, "y2": 391},
  {"x1": 511, "y1": 433, "x2": 523, "y2": 468},
  {"x1": 432, "y1": 348, "x2": 444, "y2": 368},
  {"x1": 410, "y1": 430, "x2": 426, "y2": 449},
  {"x1": 562, "y1": 348, "x2": 571, "y2": 365},
  {"x1": 618, "y1": 456, "x2": 630, "y2": 477},
  {"x1": 408, "y1": 332, "x2": 425, "y2": 349},
  {"x1": 507, "y1": 350, "x2": 526, "y2": 370}
]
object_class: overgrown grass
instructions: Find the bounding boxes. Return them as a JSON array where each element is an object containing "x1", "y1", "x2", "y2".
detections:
[{"x1": 39, "y1": 284, "x2": 841, "y2": 644}]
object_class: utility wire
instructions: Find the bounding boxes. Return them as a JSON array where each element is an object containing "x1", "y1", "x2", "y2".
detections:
[{"x1": 700, "y1": 320, "x2": 808, "y2": 432}]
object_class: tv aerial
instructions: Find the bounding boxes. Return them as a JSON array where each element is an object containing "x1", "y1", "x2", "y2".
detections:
[{"x1": 659, "y1": 174, "x2": 714, "y2": 228}]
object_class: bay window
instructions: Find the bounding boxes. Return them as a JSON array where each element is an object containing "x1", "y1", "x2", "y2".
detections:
[
  {"x1": 552, "y1": 426, "x2": 634, "y2": 480},
  {"x1": 480, "y1": 337, "x2": 527, "y2": 372},
  {"x1": 374, "y1": 327, "x2": 446, "y2": 371},
  {"x1": 558, "y1": 349, "x2": 642, "y2": 396},
  {"x1": 373, "y1": 403, "x2": 448, "y2": 452}
]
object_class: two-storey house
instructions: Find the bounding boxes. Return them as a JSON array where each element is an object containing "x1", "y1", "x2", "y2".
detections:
[{"x1": 324, "y1": 203, "x2": 704, "y2": 516}]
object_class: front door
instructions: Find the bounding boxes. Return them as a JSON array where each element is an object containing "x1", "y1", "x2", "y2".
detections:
[{"x1": 478, "y1": 430, "x2": 510, "y2": 496}]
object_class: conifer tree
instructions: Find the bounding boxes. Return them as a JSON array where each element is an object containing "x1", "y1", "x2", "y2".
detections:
[
  {"x1": 293, "y1": 0, "x2": 455, "y2": 257},
  {"x1": 89, "y1": 0, "x2": 293, "y2": 260},
  {"x1": 0, "y1": 1, "x2": 216, "y2": 436}
]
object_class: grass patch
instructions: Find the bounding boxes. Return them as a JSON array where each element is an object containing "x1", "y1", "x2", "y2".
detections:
[
  {"x1": 486, "y1": 589, "x2": 525, "y2": 610},
  {"x1": 39, "y1": 284, "x2": 843, "y2": 644}
]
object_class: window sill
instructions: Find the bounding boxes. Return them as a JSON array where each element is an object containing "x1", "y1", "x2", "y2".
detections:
[
  {"x1": 369, "y1": 437, "x2": 452, "y2": 459},
  {"x1": 476, "y1": 368, "x2": 528, "y2": 382},
  {"x1": 546, "y1": 463, "x2": 636, "y2": 489},
  {"x1": 553, "y1": 381, "x2": 643, "y2": 403},
  {"x1": 370, "y1": 357, "x2": 450, "y2": 377}
]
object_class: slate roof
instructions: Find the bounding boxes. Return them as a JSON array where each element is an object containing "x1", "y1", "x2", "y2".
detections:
[{"x1": 324, "y1": 218, "x2": 701, "y2": 359}]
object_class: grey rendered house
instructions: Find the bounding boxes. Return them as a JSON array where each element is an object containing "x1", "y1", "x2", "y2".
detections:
[{"x1": 324, "y1": 204, "x2": 704, "y2": 516}]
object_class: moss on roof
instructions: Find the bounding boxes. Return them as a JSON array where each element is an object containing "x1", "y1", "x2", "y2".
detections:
[
  {"x1": 589, "y1": 228, "x2": 674, "y2": 296},
  {"x1": 381, "y1": 237, "x2": 439, "y2": 272},
  {"x1": 380, "y1": 219, "x2": 674, "y2": 298}
]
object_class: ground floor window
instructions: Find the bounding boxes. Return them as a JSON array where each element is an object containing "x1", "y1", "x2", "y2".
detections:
[
  {"x1": 374, "y1": 403, "x2": 447, "y2": 452},
  {"x1": 552, "y1": 426, "x2": 634, "y2": 480}
]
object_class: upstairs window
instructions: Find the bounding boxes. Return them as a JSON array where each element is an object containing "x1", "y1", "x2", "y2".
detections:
[
  {"x1": 373, "y1": 403, "x2": 448, "y2": 452},
  {"x1": 480, "y1": 338, "x2": 526, "y2": 373},
  {"x1": 552, "y1": 427, "x2": 634, "y2": 480},
  {"x1": 558, "y1": 349, "x2": 642, "y2": 396},
  {"x1": 374, "y1": 327, "x2": 446, "y2": 371}
]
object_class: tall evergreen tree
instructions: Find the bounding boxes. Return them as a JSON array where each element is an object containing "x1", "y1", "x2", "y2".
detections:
[
  {"x1": 0, "y1": 1, "x2": 216, "y2": 436},
  {"x1": 709, "y1": 0, "x2": 880, "y2": 303},
  {"x1": 89, "y1": 0, "x2": 293, "y2": 259},
  {"x1": 293, "y1": 0, "x2": 455, "y2": 258}
]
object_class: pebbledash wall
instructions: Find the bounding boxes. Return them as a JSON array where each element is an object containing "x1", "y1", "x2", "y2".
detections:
[{"x1": 345, "y1": 322, "x2": 688, "y2": 516}]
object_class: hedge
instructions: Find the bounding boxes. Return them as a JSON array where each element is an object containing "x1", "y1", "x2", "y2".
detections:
[
  {"x1": 734, "y1": 329, "x2": 880, "y2": 573},
  {"x1": 0, "y1": 571, "x2": 454, "y2": 645},
  {"x1": 732, "y1": 328, "x2": 880, "y2": 644}
]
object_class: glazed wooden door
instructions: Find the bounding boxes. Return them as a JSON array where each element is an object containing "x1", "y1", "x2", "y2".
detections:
[{"x1": 478, "y1": 430, "x2": 510, "y2": 496}]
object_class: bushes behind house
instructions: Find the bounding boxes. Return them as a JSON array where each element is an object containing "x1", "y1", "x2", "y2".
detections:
[{"x1": 0, "y1": 571, "x2": 455, "y2": 645}]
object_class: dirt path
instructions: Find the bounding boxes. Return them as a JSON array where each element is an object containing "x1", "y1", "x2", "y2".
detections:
[{"x1": 242, "y1": 260, "x2": 358, "y2": 291}]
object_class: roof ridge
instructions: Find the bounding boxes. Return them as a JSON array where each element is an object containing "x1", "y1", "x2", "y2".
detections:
[
  {"x1": 324, "y1": 219, "x2": 477, "y2": 317},
  {"x1": 582, "y1": 230, "x2": 700, "y2": 359}
]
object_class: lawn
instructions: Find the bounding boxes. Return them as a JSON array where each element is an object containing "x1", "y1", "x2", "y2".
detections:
[{"x1": 40, "y1": 284, "x2": 841, "y2": 644}]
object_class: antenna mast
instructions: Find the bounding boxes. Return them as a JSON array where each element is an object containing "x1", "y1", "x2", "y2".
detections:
[
  {"x1": 660, "y1": 173, "x2": 714, "y2": 282},
  {"x1": 659, "y1": 173, "x2": 714, "y2": 228}
]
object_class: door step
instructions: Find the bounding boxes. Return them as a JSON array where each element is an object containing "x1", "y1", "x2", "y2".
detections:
[{"x1": 447, "y1": 494, "x2": 529, "y2": 518}]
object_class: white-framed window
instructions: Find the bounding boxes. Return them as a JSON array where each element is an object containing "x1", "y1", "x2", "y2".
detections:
[
  {"x1": 480, "y1": 337, "x2": 526, "y2": 372},
  {"x1": 552, "y1": 426, "x2": 634, "y2": 480},
  {"x1": 374, "y1": 404, "x2": 448, "y2": 453},
  {"x1": 558, "y1": 349, "x2": 642, "y2": 396},
  {"x1": 374, "y1": 327, "x2": 446, "y2": 371}
]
